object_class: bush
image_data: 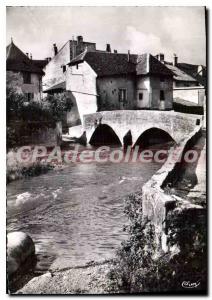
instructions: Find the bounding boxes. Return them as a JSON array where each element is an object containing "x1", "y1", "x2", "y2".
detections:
[
  {"x1": 45, "y1": 93, "x2": 73, "y2": 121},
  {"x1": 7, "y1": 87, "x2": 25, "y2": 121},
  {"x1": 7, "y1": 87, "x2": 73, "y2": 122},
  {"x1": 7, "y1": 88, "x2": 73, "y2": 148},
  {"x1": 7, "y1": 161, "x2": 54, "y2": 183},
  {"x1": 108, "y1": 193, "x2": 207, "y2": 293}
]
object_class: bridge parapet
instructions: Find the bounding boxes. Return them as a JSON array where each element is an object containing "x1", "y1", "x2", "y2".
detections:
[{"x1": 83, "y1": 110, "x2": 203, "y2": 146}]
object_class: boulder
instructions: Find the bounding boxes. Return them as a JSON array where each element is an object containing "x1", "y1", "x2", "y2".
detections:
[{"x1": 7, "y1": 232, "x2": 35, "y2": 275}]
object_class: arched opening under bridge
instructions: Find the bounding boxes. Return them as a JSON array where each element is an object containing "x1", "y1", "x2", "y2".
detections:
[
  {"x1": 134, "y1": 127, "x2": 175, "y2": 149},
  {"x1": 89, "y1": 124, "x2": 122, "y2": 146}
]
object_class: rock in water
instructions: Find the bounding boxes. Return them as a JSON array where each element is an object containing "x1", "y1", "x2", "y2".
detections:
[{"x1": 7, "y1": 232, "x2": 35, "y2": 275}]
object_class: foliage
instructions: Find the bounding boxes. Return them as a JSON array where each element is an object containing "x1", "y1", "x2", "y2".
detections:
[
  {"x1": 7, "y1": 161, "x2": 54, "y2": 184},
  {"x1": 44, "y1": 93, "x2": 73, "y2": 121},
  {"x1": 7, "y1": 87, "x2": 73, "y2": 122},
  {"x1": 7, "y1": 87, "x2": 73, "y2": 148},
  {"x1": 7, "y1": 86, "x2": 25, "y2": 121},
  {"x1": 108, "y1": 193, "x2": 207, "y2": 293}
]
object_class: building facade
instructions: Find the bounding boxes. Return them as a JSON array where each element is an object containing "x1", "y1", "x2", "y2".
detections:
[
  {"x1": 42, "y1": 36, "x2": 97, "y2": 92},
  {"x1": 67, "y1": 51, "x2": 174, "y2": 125},
  {"x1": 155, "y1": 53, "x2": 205, "y2": 106},
  {"x1": 6, "y1": 41, "x2": 45, "y2": 101}
]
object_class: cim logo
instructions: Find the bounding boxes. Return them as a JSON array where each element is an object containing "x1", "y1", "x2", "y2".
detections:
[{"x1": 182, "y1": 281, "x2": 200, "y2": 289}]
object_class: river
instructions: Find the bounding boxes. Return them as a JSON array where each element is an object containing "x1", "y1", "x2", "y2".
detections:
[{"x1": 7, "y1": 145, "x2": 163, "y2": 273}]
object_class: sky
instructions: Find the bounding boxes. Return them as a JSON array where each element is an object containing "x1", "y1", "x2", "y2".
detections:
[{"x1": 6, "y1": 6, "x2": 206, "y2": 65}]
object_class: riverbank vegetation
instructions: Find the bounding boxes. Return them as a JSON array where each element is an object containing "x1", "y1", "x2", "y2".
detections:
[
  {"x1": 7, "y1": 87, "x2": 73, "y2": 123},
  {"x1": 7, "y1": 87, "x2": 73, "y2": 149},
  {"x1": 108, "y1": 192, "x2": 207, "y2": 293},
  {"x1": 7, "y1": 159, "x2": 54, "y2": 184}
]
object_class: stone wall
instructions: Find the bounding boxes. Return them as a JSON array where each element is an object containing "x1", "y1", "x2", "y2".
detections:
[
  {"x1": 66, "y1": 61, "x2": 98, "y2": 122},
  {"x1": 7, "y1": 121, "x2": 62, "y2": 149},
  {"x1": 141, "y1": 126, "x2": 204, "y2": 251},
  {"x1": 173, "y1": 86, "x2": 205, "y2": 105},
  {"x1": 97, "y1": 75, "x2": 136, "y2": 110},
  {"x1": 150, "y1": 76, "x2": 173, "y2": 110}
]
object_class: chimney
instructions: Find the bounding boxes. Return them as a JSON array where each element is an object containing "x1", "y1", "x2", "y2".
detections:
[
  {"x1": 159, "y1": 53, "x2": 164, "y2": 63},
  {"x1": 26, "y1": 53, "x2": 29, "y2": 57},
  {"x1": 173, "y1": 53, "x2": 178, "y2": 66},
  {"x1": 53, "y1": 43, "x2": 58, "y2": 56},
  {"x1": 77, "y1": 35, "x2": 83, "y2": 44},
  {"x1": 127, "y1": 50, "x2": 130, "y2": 62},
  {"x1": 30, "y1": 53, "x2": 32, "y2": 60},
  {"x1": 198, "y1": 65, "x2": 203, "y2": 76},
  {"x1": 106, "y1": 44, "x2": 111, "y2": 52},
  {"x1": 114, "y1": 50, "x2": 118, "y2": 53}
]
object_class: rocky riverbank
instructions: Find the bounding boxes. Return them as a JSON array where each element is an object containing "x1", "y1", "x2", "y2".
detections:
[{"x1": 15, "y1": 261, "x2": 116, "y2": 295}]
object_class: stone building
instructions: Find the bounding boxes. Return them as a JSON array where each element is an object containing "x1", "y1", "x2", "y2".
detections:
[
  {"x1": 155, "y1": 53, "x2": 205, "y2": 106},
  {"x1": 42, "y1": 36, "x2": 97, "y2": 92},
  {"x1": 6, "y1": 40, "x2": 45, "y2": 101},
  {"x1": 66, "y1": 50, "x2": 173, "y2": 126}
]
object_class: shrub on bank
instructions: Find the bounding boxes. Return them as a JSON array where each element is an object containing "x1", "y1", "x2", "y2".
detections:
[
  {"x1": 7, "y1": 87, "x2": 73, "y2": 123},
  {"x1": 7, "y1": 87, "x2": 73, "y2": 149},
  {"x1": 108, "y1": 192, "x2": 207, "y2": 293},
  {"x1": 7, "y1": 161, "x2": 54, "y2": 184}
]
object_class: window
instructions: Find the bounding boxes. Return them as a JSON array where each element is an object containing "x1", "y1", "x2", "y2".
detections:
[
  {"x1": 196, "y1": 119, "x2": 200, "y2": 125},
  {"x1": 25, "y1": 93, "x2": 34, "y2": 102},
  {"x1": 160, "y1": 90, "x2": 165, "y2": 101},
  {"x1": 139, "y1": 93, "x2": 143, "y2": 100},
  {"x1": 23, "y1": 72, "x2": 31, "y2": 84},
  {"x1": 119, "y1": 88, "x2": 127, "y2": 102},
  {"x1": 160, "y1": 78, "x2": 165, "y2": 82},
  {"x1": 62, "y1": 65, "x2": 66, "y2": 73}
]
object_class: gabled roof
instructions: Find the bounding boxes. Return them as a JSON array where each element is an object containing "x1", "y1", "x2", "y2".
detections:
[
  {"x1": 68, "y1": 51, "x2": 173, "y2": 77},
  {"x1": 164, "y1": 63, "x2": 197, "y2": 82},
  {"x1": 69, "y1": 51, "x2": 137, "y2": 76},
  {"x1": 32, "y1": 59, "x2": 48, "y2": 69},
  {"x1": 6, "y1": 41, "x2": 44, "y2": 74},
  {"x1": 177, "y1": 63, "x2": 206, "y2": 86},
  {"x1": 136, "y1": 54, "x2": 173, "y2": 76}
]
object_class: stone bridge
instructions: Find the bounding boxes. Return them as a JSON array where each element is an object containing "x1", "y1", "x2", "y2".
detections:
[{"x1": 82, "y1": 110, "x2": 203, "y2": 146}]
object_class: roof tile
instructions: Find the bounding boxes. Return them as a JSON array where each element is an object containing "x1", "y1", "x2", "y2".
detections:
[{"x1": 68, "y1": 51, "x2": 173, "y2": 77}]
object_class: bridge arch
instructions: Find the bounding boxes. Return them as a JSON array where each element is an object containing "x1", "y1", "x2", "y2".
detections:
[
  {"x1": 89, "y1": 124, "x2": 122, "y2": 146},
  {"x1": 133, "y1": 127, "x2": 176, "y2": 148}
]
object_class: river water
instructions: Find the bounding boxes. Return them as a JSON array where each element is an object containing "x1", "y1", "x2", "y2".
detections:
[{"x1": 7, "y1": 145, "x2": 162, "y2": 273}]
